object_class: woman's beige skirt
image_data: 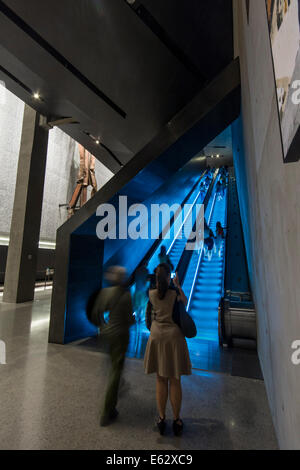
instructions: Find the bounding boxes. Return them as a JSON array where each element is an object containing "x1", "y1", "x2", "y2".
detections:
[{"x1": 144, "y1": 321, "x2": 192, "y2": 379}]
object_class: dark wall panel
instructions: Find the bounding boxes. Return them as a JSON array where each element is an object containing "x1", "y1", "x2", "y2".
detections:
[
  {"x1": 231, "y1": 116, "x2": 254, "y2": 286},
  {"x1": 0, "y1": 246, "x2": 55, "y2": 284}
]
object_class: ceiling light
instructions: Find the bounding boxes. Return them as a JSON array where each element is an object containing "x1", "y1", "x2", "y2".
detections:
[
  {"x1": 33, "y1": 92, "x2": 40, "y2": 100},
  {"x1": 95, "y1": 139, "x2": 100, "y2": 145}
]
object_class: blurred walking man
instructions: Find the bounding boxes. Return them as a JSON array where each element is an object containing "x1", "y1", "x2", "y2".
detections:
[{"x1": 92, "y1": 266, "x2": 135, "y2": 426}]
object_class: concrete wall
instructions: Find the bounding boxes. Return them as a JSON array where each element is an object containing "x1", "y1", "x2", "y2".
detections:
[
  {"x1": 40, "y1": 127, "x2": 113, "y2": 242},
  {"x1": 0, "y1": 86, "x2": 113, "y2": 243},
  {"x1": 233, "y1": 0, "x2": 300, "y2": 449},
  {"x1": 0, "y1": 84, "x2": 25, "y2": 237}
]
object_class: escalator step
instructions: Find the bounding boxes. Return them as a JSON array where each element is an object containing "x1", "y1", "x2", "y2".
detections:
[
  {"x1": 192, "y1": 294, "x2": 221, "y2": 301},
  {"x1": 190, "y1": 302, "x2": 219, "y2": 310}
]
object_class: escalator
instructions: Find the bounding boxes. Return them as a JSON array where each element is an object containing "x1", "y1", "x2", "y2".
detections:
[
  {"x1": 186, "y1": 186, "x2": 227, "y2": 342},
  {"x1": 130, "y1": 169, "x2": 219, "y2": 358},
  {"x1": 178, "y1": 168, "x2": 257, "y2": 373},
  {"x1": 130, "y1": 169, "x2": 216, "y2": 357},
  {"x1": 176, "y1": 171, "x2": 230, "y2": 370}
]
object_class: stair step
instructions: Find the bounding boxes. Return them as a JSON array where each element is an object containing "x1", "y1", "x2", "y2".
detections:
[
  {"x1": 192, "y1": 294, "x2": 221, "y2": 301},
  {"x1": 199, "y1": 275, "x2": 222, "y2": 281},
  {"x1": 190, "y1": 333, "x2": 219, "y2": 342},
  {"x1": 192, "y1": 322, "x2": 218, "y2": 331},
  {"x1": 190, "y1": 302, "x2": 219, "y2": 310},
  {"x1": 194, "y1": 285, "x2": 221, "y2": 292},
  {"x1": 191, "y1": 314, "x2": 219, "y2": 323},
  {"x1": 200, "y1": 268, "x2": 222, "y2": 274}
]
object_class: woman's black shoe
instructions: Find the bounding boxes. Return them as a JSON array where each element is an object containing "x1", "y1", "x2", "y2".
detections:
[
  {"x1": 173, "y1": 419, "x2": 183, "y2": 436},
  {"x1": 157, "y1": 417, "x2": 166, "y2": 435}
]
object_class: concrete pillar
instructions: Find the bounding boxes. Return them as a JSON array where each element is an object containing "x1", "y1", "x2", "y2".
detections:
[{"x1": 3, "y1": 104, "x2": 49, "y2": 303}]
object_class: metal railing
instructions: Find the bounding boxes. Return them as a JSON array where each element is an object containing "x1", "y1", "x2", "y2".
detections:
[{"x1": 218, "y1": 170, "x2": 256, "y2": 348}]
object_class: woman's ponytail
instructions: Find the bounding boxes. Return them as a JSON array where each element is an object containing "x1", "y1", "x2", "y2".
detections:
[{"x1": 156, "y1": 263, "x2": 171, "y2": 299}]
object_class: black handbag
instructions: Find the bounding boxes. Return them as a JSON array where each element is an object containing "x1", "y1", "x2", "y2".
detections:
[{"x1": 173, "y1": 298, "x2": 197, "y2": 339}]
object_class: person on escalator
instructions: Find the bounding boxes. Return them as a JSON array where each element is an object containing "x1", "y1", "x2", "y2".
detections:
[
  {"x1": 204, "y1": 173, "x2": 211, "y2": 189},
  {"x1": 220, "y1": 175, "x2": 227, "y2": 197},
  {"x1": 200, "y1": 181, "x2": 206, "y2": 198},
  {"x1": 215, "y1": 221, "x2": 225, "y2": 258},
  {"x1": 204, "y1": 229, "x2": 215, "y2": 261},
  {"x1": 158, "y1": 245, "x2": 174, "y2": 273},
  {"x1": 220, "y1": 166, "x2": 226, "y2": 177},
  {"x1": 216, "y1": 180, "x2": 222, "y2": 201}
]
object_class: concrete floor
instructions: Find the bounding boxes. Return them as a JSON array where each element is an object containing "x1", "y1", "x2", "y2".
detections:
[{"x1": 0, "y1": 290, "x2": 278, "y2": 450}]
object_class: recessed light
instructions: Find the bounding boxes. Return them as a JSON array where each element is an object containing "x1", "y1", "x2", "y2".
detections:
[
  {"x1": 95, "y1": 140, "x2": 100, "y2": 145},
  {"x1": 33, "y1": 92, "x2": 40, "y2": 100}
]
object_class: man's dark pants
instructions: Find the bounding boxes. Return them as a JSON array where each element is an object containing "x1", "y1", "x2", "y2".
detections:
[{"x1": 101, "y1": 332, "x2": 129, "y2": 419}]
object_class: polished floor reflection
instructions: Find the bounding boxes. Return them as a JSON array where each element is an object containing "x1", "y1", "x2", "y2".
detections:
[{"x1": 0, "y1": 291, "x2": 277, "y2": 450}]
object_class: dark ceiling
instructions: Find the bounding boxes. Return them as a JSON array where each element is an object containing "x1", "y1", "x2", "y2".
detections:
[{"x1": 0, "y1": 0, "x2": 233, "y2": 172}]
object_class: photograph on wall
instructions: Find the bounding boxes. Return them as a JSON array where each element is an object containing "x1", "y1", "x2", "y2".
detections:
[{"x1": 266, "y1": 0, "x2": 300, "y2": 161}]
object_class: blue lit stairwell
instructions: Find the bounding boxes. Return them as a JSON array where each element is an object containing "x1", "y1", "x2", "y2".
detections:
[
  {"x1": 147, "y1": 172, "x2": 211, "y2": 275},
  {"x1": 185, "y1": 188, "x2": 228, "y2": 368},
  {"x1": 130, "y1": 172, "x2": 213, "y2": 358}
]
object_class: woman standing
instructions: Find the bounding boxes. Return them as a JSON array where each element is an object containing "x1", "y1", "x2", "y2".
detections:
[{"x1": 144, "y1": 264, "x2": 191, "y2": 436}]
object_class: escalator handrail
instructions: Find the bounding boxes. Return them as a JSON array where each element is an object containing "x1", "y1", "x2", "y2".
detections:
[
  {"x1": 222, "y1": 171, "x2": 234, "y2": 304},
  {"x1": 220, "y1": 174, "x2": 229, "y2": 298},
  {"x1": 223, "y1": 170, "x2": 253, "y2": 305},
  {"x1": 220, "y1": 171, "x2": 238, "y2": 346}
]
